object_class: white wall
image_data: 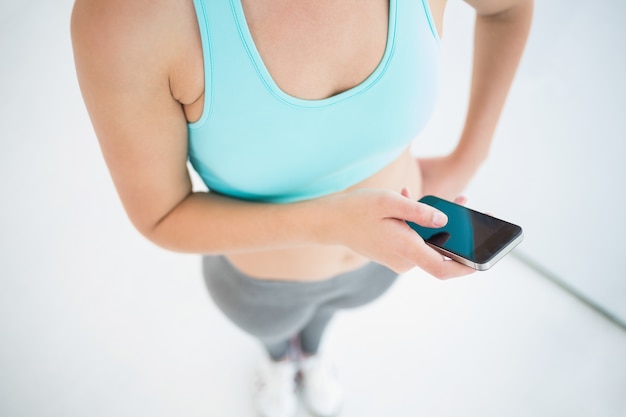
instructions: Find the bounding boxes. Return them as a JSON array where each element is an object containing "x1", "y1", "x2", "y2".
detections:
[{"x1": 415, "y1": 0, "x2": 626, "y2": 322}]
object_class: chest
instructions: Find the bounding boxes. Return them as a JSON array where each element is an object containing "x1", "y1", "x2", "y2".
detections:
[
  {"x1": 179, "y1": 0, "x2": 394, "y2": 122},
  {"x1": 178, "y1": 0, "x2": 443, "y2": 122},
  {"x1": 239, "y1": 0, "x2": 389, "y2": 100},
  {"x1": 186, "y1": 0, "x2": 441, "y2": 202}
]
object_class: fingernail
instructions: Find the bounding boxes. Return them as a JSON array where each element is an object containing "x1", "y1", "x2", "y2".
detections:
[{"x1": 433, "y1": 211, "x2": 447, "y2": 227}]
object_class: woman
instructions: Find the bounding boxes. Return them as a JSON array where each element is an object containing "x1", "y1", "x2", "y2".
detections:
[{"x1": 71, "y1": 0, "x2": 533, "y2": 416}]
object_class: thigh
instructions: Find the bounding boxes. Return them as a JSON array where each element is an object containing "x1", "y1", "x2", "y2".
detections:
[
  {"x1": 203, "y1": 256, "x2": 319, "y2": 341},
  {"x1": 323, "y1": 262, "x2": 399, "y2": 310},
  {"x1": 202, "y1": 257, "x2": 398, "y2": 337}
]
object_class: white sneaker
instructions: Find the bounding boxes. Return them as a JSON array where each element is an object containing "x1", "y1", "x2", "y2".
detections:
[
  {"x1": 299, "y1": 355, "x2": 344, "y2": 417},
  {"x1": 254, "y1": 359, "x2": 299, "y2": 417}
]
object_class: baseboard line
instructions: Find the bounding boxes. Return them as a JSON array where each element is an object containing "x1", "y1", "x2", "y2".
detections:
[{"x1": 512, "y1": 252, "x2": 626, "y2": 333}]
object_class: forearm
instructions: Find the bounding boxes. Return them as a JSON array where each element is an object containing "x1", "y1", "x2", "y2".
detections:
[
  {"x1": 133, "y1": 181, "x2": 473, "y2": 278},
  {"x1": 455, "y1": 0, "x2": 534, "y2": 166},
  {"x1": 145, "y1": 191, "x2": 329, "y2": 254}
]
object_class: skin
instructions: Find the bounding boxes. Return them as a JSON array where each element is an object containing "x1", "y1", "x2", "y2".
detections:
[{"x1": 71, "y1": 0, "x2": 533, "y2": 281}]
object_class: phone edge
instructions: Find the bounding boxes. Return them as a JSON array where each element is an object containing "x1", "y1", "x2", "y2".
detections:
[{"x1": 426, "y1": 230, "x2": 524, "y2": 271}]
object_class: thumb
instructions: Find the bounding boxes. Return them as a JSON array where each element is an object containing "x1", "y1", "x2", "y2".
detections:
[{"x1": 388, "y1": 191, "x2": 448, "y2": 228}]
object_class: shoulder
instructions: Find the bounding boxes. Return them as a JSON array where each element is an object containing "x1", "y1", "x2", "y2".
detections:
[
  {"x1": 71, "y1": 0, "x2": 167, "y2": 53},
  {"x1": 71, "y1": 0, "x2": 195, "y2": 87}
]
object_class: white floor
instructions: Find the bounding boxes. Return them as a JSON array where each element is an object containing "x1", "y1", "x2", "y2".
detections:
[{"x1": 1, "y1": 1, "x2": 626, "y2": 417}]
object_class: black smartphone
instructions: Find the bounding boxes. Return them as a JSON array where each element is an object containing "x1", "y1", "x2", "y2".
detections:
[{"x1": 407, "y1": 195, "x2": 524, "y2": 271}]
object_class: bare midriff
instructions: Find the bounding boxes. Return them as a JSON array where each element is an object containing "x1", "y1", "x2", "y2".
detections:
[{"x1": 226, "y1": 147, "x2": 423, "y2": 281}]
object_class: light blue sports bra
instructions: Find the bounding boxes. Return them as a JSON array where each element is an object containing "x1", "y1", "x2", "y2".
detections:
[{"x1": 188, "y1": 0, "x2": 440, "y2": 203}]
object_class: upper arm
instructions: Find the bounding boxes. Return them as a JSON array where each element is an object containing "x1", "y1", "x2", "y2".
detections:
[
  {"x1": 463, "y1": 0, "x2": 533, "y2": 16},
  {"x1": 71, "y1": 0, "x2": 193, "y2": 235}
]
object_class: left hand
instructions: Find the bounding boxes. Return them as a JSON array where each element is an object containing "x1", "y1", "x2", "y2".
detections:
[{"x1": 417, "y1": 153, "x2": 478, "y2": 201}]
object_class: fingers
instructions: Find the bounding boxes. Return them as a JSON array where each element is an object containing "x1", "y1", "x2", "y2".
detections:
[
  {"x1": 423, "y1": 253, "x2": 475, "y2": 280},
  {"x1": 385, "y1": 192, "x2": 447, "y2": 228},
  {"x1": 363, "y1": 189, "x2": 476, "y2": 279},
  {"x1": 453, "y1": 195, "x2": 467, "y2": 206},
  {"x1": 392, "y1": 220, "x2": 475, "y2": 279},
  {"x1": 452, "y1": 195, "x2": 493, "y2": 216}
]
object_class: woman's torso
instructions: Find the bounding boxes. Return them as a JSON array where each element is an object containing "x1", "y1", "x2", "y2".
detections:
[{"x1": 171, "y1": 0, "x2": 445, "y2": 281}]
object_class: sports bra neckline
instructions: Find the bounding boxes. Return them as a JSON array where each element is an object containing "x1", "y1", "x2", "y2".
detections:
[{"x1": 230, "y1": 0, "x2": 398, "y2": 108}]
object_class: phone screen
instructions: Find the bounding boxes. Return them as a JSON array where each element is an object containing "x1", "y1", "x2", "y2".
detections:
[{"x1": 407, "y1": 196, "x2": 523, "y2": 269}]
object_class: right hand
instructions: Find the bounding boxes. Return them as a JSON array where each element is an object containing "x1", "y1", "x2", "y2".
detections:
[{"x1": 320, "y1": 188, "x2": 475, "y2": 279}]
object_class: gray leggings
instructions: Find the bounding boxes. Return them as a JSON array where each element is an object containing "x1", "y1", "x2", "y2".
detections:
[{"x1": 202, "y1": 256, "x2": 398, "y2": 360}]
